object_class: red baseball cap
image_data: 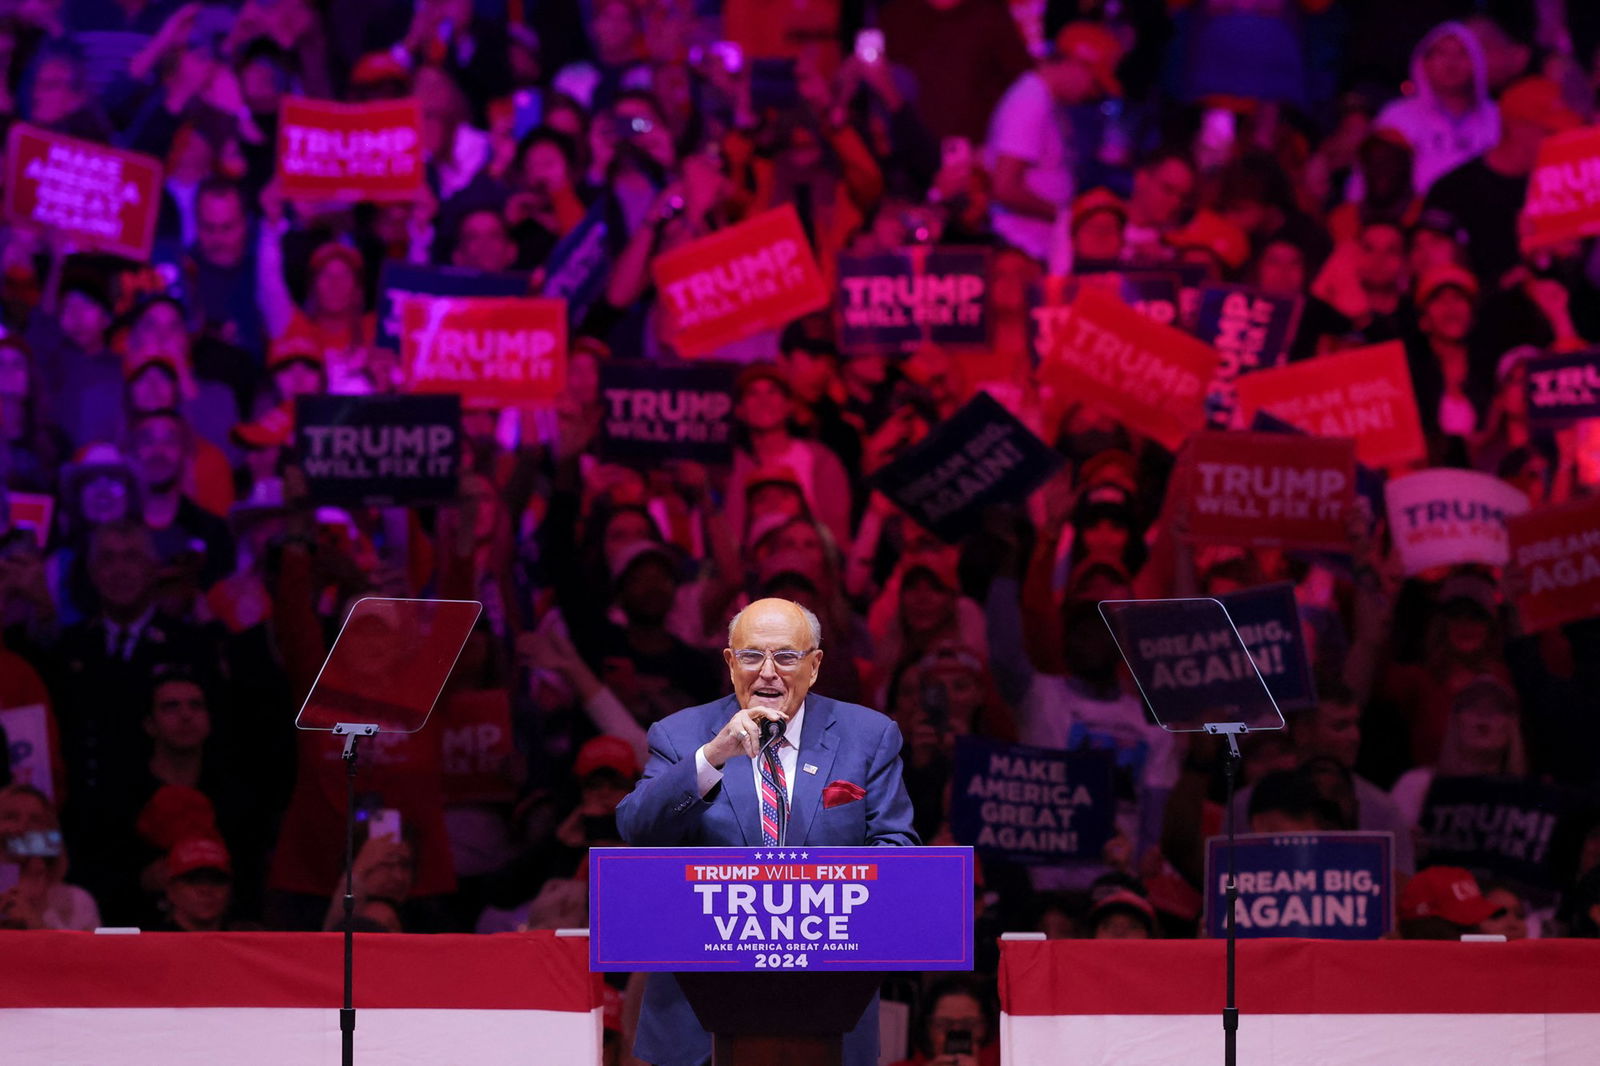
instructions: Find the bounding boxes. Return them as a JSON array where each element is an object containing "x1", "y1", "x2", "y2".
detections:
[
  {"x1": 1072, "y1": 186, "x2": 1128, "y2": 230},
  {"x1": 1414, "y1": 263, "x2": 1480, "y2": 307},
  {"x1": 1399, "y1": 866, "x2": 1499, "y2": 927},
  {"x1": 231, "y1": 404, "x2": 296, "y2": 450},
  {"x1": 168, "y1": 835, "x2": 233, "y2": 879},
  {"x1": 1053, "y1": 22, "x2": 1124, "y2": 97},
  {"x1": 575, "y1": 735, "x2": 639, "y2": 780},
  {"x1": 267, "y1": 331, "x2": 325, "y2": 373},
  {"x1": 136, "y1": 785, "x2": 219, "y2": 850},
  {"x1": 1166, "y1": 210, "x2": 1251, "y2": 272},
  {"x1": 1499, "y1": 77, "x2": 1583, "y2": 135},
  {"x1": 1090, "y1": 889, "x2": 1157, "y2": 931}
]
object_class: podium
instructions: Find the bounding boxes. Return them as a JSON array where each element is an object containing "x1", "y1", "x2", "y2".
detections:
[{"x1": 589, "y1": 846, "x2": 975, "y2": 1066}]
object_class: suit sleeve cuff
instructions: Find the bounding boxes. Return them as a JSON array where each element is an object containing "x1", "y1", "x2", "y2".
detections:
[{"x1": 694, "y1": 745, "x2": 724, "y2": 798}]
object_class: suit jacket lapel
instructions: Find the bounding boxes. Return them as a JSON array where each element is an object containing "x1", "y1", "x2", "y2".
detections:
[{"x1": 786, "y1": 696, "x2": 837, "y2": 846}]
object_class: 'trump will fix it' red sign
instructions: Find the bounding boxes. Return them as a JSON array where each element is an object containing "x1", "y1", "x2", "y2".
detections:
[
  {"x1": 276, "y1": 97, "x2": 424, "y2": 202},
  {"x1": 652, "y1": 205, "x2": 828, "y2": 357},
  {"x1": 1186, "y1": 431, "x2": 1355, "y2": 551},
  {"x1": 402, "y1": 296, "x2": 567, "y2": 407}
]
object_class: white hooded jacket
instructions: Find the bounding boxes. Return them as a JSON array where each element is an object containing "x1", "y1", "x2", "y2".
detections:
[{"x1": 1373, "y1": 21, "x2": 1500, "y2": 195}]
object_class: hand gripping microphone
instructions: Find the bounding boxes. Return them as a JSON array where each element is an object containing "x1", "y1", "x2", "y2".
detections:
[{"x1": 758, "y1": 716, "x2": 784, "y2": 753}]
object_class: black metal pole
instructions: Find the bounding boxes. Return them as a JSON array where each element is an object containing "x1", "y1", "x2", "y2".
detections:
[
  {"x1": 1222, "y1": 737, "x2": 1241, "y2": 1066},
  {"x1": 342, "y1": 734, "x2": 359, "y2": 1066}
]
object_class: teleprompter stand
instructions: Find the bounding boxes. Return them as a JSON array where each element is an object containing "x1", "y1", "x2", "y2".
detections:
[
  {"x1": 1098, "y1": 598, "x2": 1286, "y2": 1066},
  {"x1": 334, "y1": 722, "x2": 378, "y2": 1066},
  {"x1": 293, "y1": 597, "x2": 482, "y2": 1066},
  {"x1": 1207, "y1": 721, "x2": 1247, "y2": 1066}
]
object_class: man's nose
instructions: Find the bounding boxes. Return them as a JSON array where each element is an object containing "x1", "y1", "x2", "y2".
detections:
[{"x1": 757, "y1": 657, "x2": 781, "y2": 683}]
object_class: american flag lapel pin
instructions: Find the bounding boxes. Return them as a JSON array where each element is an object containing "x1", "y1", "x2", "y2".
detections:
[{"x1": 803, "y1": 763, "x2": 818, "y2": 775}]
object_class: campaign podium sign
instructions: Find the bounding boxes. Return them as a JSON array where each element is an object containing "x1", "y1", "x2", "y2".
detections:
[
  {"x1": 588, "y1": 846, "x2": 973, "y2": 973},
  {"x1": 1204, "y1": 831, "x2": 1394, "y2": 940}
]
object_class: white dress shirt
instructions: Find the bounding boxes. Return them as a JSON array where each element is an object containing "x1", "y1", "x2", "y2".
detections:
[{"x1": 694, "y1": 702, "x2": 807, "y2": 806}]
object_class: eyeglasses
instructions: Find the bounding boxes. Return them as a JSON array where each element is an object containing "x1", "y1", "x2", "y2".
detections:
[{"x1": 732, "y1": 648, "x2": 816, "y2": 670}]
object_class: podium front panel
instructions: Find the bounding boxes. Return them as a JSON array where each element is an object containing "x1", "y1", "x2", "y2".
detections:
[{"x1": 589, "y1": 846, "x2": 974, "y2": 972}]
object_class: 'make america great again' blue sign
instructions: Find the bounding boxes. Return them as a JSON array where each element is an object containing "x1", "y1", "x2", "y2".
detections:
[{"x1": 588, "y1": 847, "x2": 973, "y2": 972}]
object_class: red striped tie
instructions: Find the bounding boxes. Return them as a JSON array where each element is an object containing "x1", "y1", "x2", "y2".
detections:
[{"x1": 759, "y1": 738, "x2": 788, "y2": 847}]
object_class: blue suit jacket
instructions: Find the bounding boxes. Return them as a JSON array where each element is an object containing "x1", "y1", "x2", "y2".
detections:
[{"x1": 616, "y1": 693, "x2": 919, "y2": 1066}]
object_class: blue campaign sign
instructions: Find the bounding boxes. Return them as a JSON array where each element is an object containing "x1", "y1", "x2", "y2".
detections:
[
  {"x1": 540, "y1": 198, "x2": 612, "y2": 328},
  {"x1": 598, "y1": 360, "x2": 738, "y2": 464},
  {"x1": 1204, "y1": 831, "x2": 1394, "y2": 940},
  {"x1": 872, "y1": 393, "x2": 1063, "y2": 543},
  {"x1": 1419, "y1": 776, "x2": 1571, "y2": 891},
  {"x1": 1197, "y1": 283, "x2": 1303, "y2": 426},
  {"x1": 1219, "y1": 583, "x2": 1316, "y2": 712},
  {"x1": 1193, "y1": 283, "x2": 1301, "y2": 378},
  {"x1": 588, "y1": 846, "x2": 974, "y2": 972},
  {"x1": 376, "y1": 262, "x2": 530, "y2": 349},
  {"x1": 1525, "y1": 348, "x2": 1600, "y2": 426},
  {"x1": 296, "y1": 394, "x2": 461, "y2": 507},
  {"x1": 948, "y1": 736, "x2": 1115, "y2": 863},
  {"x1": 838, "y1": 247, "x2": 990, "y2": 351}
]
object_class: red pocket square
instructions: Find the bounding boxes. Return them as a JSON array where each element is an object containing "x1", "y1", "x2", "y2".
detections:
[{"x1": 822, "y1": 780, "x2": 866, "y2": 808}]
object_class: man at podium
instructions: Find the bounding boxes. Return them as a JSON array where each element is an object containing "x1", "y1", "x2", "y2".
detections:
[{"x1": 617, "y1": 598, "x2": 919, "y2": 1066}]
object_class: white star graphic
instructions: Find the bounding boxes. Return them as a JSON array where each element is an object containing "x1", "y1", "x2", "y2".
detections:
[{"x1": 801, "y1": 852, "x2": 809, "y2": 859}]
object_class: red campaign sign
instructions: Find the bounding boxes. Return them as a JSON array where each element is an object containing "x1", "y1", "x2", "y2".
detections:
[
  {"x1": 1507, "y1": 496, "x2": 1600, "y2": 632},
  {"x1": 683, "y1": 863, "x2": 881, "y2": 881},
  {"x1": 4, "y1": 124, "x2": 162, "y2": 260},
  {"x1": 402, "y1": 296, "x2": 567, "y2": 406},
  {"x1": 437, "y1": 690, "x2": 517, "y2": 804},
  {"x1": 1186, "y1": 431, "x2": 1356, "y2": 551},
  {"x1": 652, "y1": 205, "x2": 829, "y2": 357},
  {"x1": 1234, "y1": 342, "x2": 1425, "y2": 471},
  {"x1": 6, "y1": 491, "x2": 53, "y2": 548},
  {"x1": 1522, "y1": 126, "x2": 1600, "y2": 251},
  {"x1": 276, "y1": 97, "x2": 424, "y2": 203},
  {"x1": 1038, "y1": 287, "x2": 1219, "y2": 451}
]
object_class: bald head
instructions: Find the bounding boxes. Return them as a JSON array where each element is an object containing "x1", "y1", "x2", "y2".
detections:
[{"x1": 724, "y1": 599, "x2": 824, "y2": 719}]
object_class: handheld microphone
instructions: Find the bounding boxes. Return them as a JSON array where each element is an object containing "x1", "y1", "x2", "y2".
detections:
[{"x1": 758, "y1": 716, "x2": 784, "y2": 753}]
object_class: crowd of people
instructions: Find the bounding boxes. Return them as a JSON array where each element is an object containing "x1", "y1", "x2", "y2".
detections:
[{"x1": 2, "y1": 0, "x2": 1600, "y2": 1062}]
